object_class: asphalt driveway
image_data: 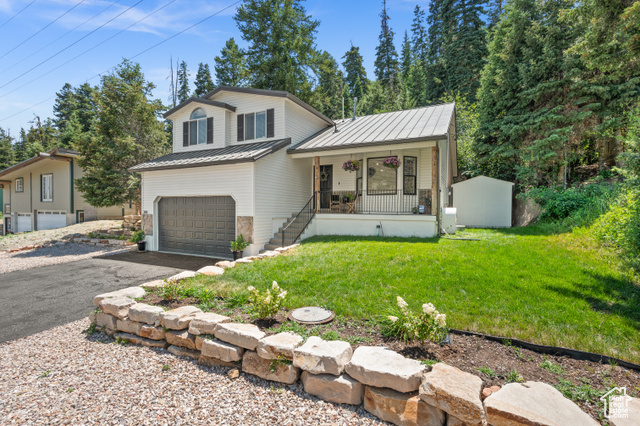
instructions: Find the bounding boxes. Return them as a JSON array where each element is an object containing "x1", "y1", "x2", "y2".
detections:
[{"x1": 0, "y1": 251, "x2": 218, "y2": 343}]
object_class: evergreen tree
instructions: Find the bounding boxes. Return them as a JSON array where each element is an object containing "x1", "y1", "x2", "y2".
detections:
[
  {"x1": 400, "y1": 31, "x2": 412, "y2": 82},
  {"x1": 373, "y1": 0, "x2": 399, "y2": 90},
  {"x1": 74, "y1": 83, "x2": 98, "y2": 133},
  {"x1": 425, "y1": 0, "x2": 447, "y2": 101},
  {"x1": 214, "y1": 38, "x2": 247, "y2": 87},
  {"x1": 410, "y1": 5, "x2": 428, "y2": 106},
  {"x1": 313, "y1": 51, "x2": 345, "y2": 120},
  {"x1": 342, "y1": 44, "x2": 367, "y2": 99},
  {"x1": 488, "y1": 0, "x2": 504, "y2": 28},
  {"x1": 24, "y1": 116, "x2": 58, "y2": 157},
  {"x1": 193, "y1": 63, "x2": 214, "y2": 97},
  {"x1": 357, "y1": 80, "x2": 389, "y2": 116},
  {"x1": 0, "y1": 128, "x2": 15, "y2": 170},
  {"x1": 14, "y1": 130, "x2": 28, "y2": 162},
  {"x1": 53, "y1": 83, "x2": 77, "y2": 133},
  {"x1": 234, "y1": 0, "x2": 320, "y2": 100},
  {"x1": 177, "y1": 60, "x2": 190, "y2": 103}
]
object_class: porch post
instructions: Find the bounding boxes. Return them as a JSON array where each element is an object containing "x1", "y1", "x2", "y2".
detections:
[
  {"x1": 314, "y1": 156, "x2": 320, "y2": 213},
  {"x1": 431, "y1": 146, "x2": 438, "y2": 215}
]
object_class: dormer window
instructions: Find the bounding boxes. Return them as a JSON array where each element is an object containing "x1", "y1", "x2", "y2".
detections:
[
  {"x1": 183, "y1": 108, "x2": 213, "y2": 146},
  {"x1": 237, "y1": 108, "x2": 275, "y2": 142}
]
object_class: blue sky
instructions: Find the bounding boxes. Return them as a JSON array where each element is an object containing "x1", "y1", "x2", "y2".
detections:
[{"x1": 0, "y1": 0, "x2": 426, "y2": 136}]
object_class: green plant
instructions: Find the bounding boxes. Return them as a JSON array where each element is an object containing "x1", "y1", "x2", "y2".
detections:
[
  {"x1": 421, "y1": 359, "x2": 439, "y2": 367},
  {"x1": 115, "y1": 336, "x2": 130, "y2": 345},
  {"x1": 320, "y1": 330, "x2": 341, "y2": 341},
  {"x1": 381, "y1": 297, "x2": 448, "y2": 344},
  {"x1": 230, "y1": 234, "x2": 250, "y2": 252},
  {"x1": 505, "y1": 369, "x2": 524, "y2": 383},
  {"x1": 129, "y1": 230, "x2": 145, "y2": 243},
  {"x1": 39, "y1": 370, "x2": 50, "y2": 378},
  {"x1": 270, "y1": 321, "x2": 310, "y2": 339},
  {"x1": 162, "y1": 364, "x2": 171, "y2": 371},
  {"x1": 478, "y1": 366, "x2": 497, "y2": 378},
  {"x1": 84, "y1": 321, "x2": 99, "y2": 336},
  {"x1": 246, "y1": 281, "x2": 287, "y2": 319},
  {"x1": 225, "y1": 292, "x2": 249, "y2": 309},
  {"x1": 540, "y1": 358, "x2": 565, "y2": 375},
  {"x1": 555, "y1": 378, "x2": 603, "y2": 403},
  {"x1": 269, "y1": 355, "x2": 293, "y2": 373}
]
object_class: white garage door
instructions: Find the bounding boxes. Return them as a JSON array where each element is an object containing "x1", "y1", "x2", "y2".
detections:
[
  {"x1": 16, "y1": 213, "x2": 32, "y2": 233},
  {"x1": 37, "y1": 211, "x2": 67, "y2": 231}
]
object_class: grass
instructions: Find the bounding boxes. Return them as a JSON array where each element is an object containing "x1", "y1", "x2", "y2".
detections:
[{"x1": 188, "y1": 227, "x2": 640, "y2": 362}]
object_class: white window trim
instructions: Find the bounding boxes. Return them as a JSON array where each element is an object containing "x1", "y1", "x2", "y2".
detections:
[
  {"x1": 245, "y1": 110, "x2": 267, "y2": 141},
  {"x1": 15, "y1": 177, "x2": 24, "y2": 193},
  {"x1": 188, "y1": 117, "x2": 208, "y2": 145},
  {"x1": 42, "y1": 174, "x2": 53, "y2": 202}
]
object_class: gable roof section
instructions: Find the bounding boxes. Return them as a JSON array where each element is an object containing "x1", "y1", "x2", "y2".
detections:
[
  {"x1": 288, "y1": 103, "x2": 455, "y2": 153},
  {"x1": 205, "y1": 85, "x2": 334, "y2": 126},
  {"x1": 0, "y1": 147, "x2": 78, "y2": 178},
  {"x1": 163, "y1": 98, "x2": 237, "y2": 119},
  {"x1": 129, "y1": 139, "x2": 291, "y2": 172}
]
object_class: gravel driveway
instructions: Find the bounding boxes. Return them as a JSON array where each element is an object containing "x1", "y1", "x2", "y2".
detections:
[{"x1": 0, "y1": 319, "x2": 385, "y2": 425}]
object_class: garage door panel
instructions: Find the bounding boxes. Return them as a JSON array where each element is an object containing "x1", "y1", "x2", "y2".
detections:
[{"x1": 159, "y1": 196, "x2": 235, "y2": 258}]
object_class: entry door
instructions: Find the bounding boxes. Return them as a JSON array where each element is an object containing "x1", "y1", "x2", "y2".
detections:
[{"x1": 319, "y1": 165, "x2": 333, "y2": 209}]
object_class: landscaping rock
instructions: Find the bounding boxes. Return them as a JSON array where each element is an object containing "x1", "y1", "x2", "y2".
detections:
[
  {"x1": 95, "y1": 312, "x2": 117, "y2": 330},
  {"x1": 167, "y1": 270, "x2": 199, "y2": 282},
  {"x1": 364, "y1": 386, "x2": 446, "y2": 426},
  {"x1": 116, "y1": 318, "x2": 142, "y2": 335},
  {"x1": 160, "y1": 306, "x2": 202, "y2": 330},
  {"x1": 444, "y1": 415, "x2": 466, "y2": 426},
  {"x1": 293, "y1": 336, "x2": 352, "y2": 375},
  {"x1": 419, "y1": 363, "x2": 484, "y2": 425},
  {"x1": 346, "y1": 346, "x2": 425, "y2": 393},
  {"x1": 139, "y1": 279, "x2": 167, "y2": 290},
  {"x1": 93, "y1": 286, "x2": 146, "y2": 306},
  {"x1": 201, "y1": 338, "x2": 245, "y2": 362},
  {"x1": 235, "y1": 258, "x2": 253, "y2": 264},
  {"x1": 228, "y1": 369, "x2": 240, "y2": 379},
  {"x1": 99, "y1": 296, "x2": 137, "y2": 319},
  {"x1": 481, "y1": 388, "x2": 493, "y2": 400},
  {"x1": 128, "y1": 303, "x2": 165, "y2": 326},
  {"x1": 242, "y1": 351, "x2": 300, "y2": 384},
  {"x1": 198, "y1": 354, "x2": 237, "y2": 369},
  {"x1": 167, "y1": 345, "x2": 200, "y2": 360},
  {"x1": 260, "y1": 250, "x2": 280, "y2": 258},
  {"x1": 484, "y1": 381, "x2": 600, "y2": 426},
  {"x1": 215, "y1": 260, "x2": 235, "y2": 269},
  {"x1": 214, "y1": 323, "x2": 266, "y2": 351},
  {"x1": 196, "y1": 265, "x2": 225, "y2": 276},
  {"x1": 188, "y1": 312, "x2": 230, "y2": 335},
  {"x1": 195, "y1": 335, "x2": 206, "y2": 351},
  {"x1": 610, "y1": 396, "x2": 640, "y2": 426},
  {"x1": 165, "y1": 330, "x2": 197, "y2": 350},
  {"x1": 257, "y1": 332, "x2": 303, "y2": 360},
  {"x1": 138, "y1": 324, "x2": 165, "y2": 340},
  {"x1": 114, "y1": 332, "x2": 168, "y2": 348},
  {"x1": 301, "y1": 371, "x2": 363, "y2": 405}
]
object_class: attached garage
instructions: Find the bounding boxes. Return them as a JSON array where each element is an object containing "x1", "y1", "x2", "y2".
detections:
[
  {"x1": 158, "y1": 196, "x2": 236, "y2": 258},
  {"x1": 452, "y1": 176, "x2": 514, "y2": 228},
  {"x1": 16, "y1": 213, "x2": 32, "y2": 233},
  {"x1": 37, "y1": 210, "x2": 67, "y2": 230}
]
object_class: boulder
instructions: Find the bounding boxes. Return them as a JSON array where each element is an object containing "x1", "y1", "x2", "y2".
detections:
[
  {"x1": 201, "y1": 338, "x2": 245, "y2": 362},
  {"x1": 198, "y1": 354, "x2": 237, "y2": 369},
  {"x1": 484, "y1": 381, "x2": 600, "y2": 426},
  {"x1": 346, "y1": 346, "x2": 425, "y2": 394},
  {"x1": 214, "y1": 323, "x2": 266, "y2": 351},
  {"x1": 140, "y1": 280, "x2": 167, "y2": 290},
  {"x1": 95, "y1": 312, "x2": 118, "y2": 330},
  {"x1": 116, "y1": 318, "x2": 142, "y2": 335},
  {"x1": 93, "y1": 287, "x2": 146, "y2": 306},
  {"x1": 364, "y1": 386, "x2": 446, "y2": 426},
  {"x1": 242, "y1": 351, "x2": 300, "y2": 384},
  {"x1": 293, "y1": 336, "x2": 352, "y2": 376},
  {"x1": 188, "y1": 312, "x2": 230, "y2": 335},
  {"x1": 128, "y1": 303, "x2": 165, "y2": 326},
  {"x1": 165, "y1": 329, "x2": 197, "y2": 350},
  {"x1": 235, "y1": 258, "x2": 253, "y2": 264},
  {"x1": 215, "y1": 260, "x2": 236, "y2": 269},
  {"x1": 257, "y1": 332, "x2": 303, "y2": 360},
  {"x1": 99, "y1": 296, "x2": 137, "y2": 319},
  {"x1": 167, "y1": 345, "x2": 200, "y2": 359},
  {"x1": 419, "y1": 363, "x2": 484, "y2": 425},
  {"x1": 260, "y1": 250, "x2": 280, "y2": 258},
  {"x1": 167, "y1": 271, "x2": 199, "y2": 283},
  {"x1": 301, "y1": 371, "x2": 364, "y2": 405},
  {"x1": 160, "y1": 306, "x2": 202, "y2": 330},
  {"x1": 196, "y1": 266, "x2": 225, "y2": 276},
  {"x1": 139, "y1": 324, "x2": 165, "y2": 340},
  {"x1": 114, "y1": 332, "x2": 168, "y2": 348}
]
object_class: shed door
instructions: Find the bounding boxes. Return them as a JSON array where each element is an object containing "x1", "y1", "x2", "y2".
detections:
[
  {"x1": 158, "y1": 196, "x2": 236, "y2": 258},
  {"x1": 37, "y1": 211, "x2": 67, "y2": 230},
  {"x1": 16, "y1": 213, "x2": 32, "y2": 233}
]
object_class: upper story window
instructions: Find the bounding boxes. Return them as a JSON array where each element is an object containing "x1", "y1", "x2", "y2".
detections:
[
  {"x1": 183, "y1": 108, "x2": 213, "y2": 147},
  {"x1": 237, "y1": 108, "x2": 274, "y2": 142},
  {"x1": 41, "y1": 174, "x2": 53, "y2": 202},
  {"x1": 15, "y1": 177, "x2": 24, "y2": 193}
]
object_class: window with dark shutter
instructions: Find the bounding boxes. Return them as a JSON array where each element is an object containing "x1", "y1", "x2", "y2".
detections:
[
  {"x1": 182, "y1": 122, "x2": 189, "y2": 147},
  {"x1": 267, "y1": 108, "x2": 274, "y2": 138},
  {"x1": 206, "y1": 117, "x2": 213, "y2": 144},
  {"x1": 237, "y1": 114, "x2": 244, "y2": 142}
]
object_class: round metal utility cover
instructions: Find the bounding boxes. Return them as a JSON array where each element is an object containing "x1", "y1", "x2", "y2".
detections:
[{"x1": 289, "y1": 306, "x2": 335, "y2": 325}]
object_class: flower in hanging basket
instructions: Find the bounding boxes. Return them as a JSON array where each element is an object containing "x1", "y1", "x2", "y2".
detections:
[
  {"x1": 342, "y1": 160, "x2": 361, "y2": 172},
  {"x1": 382, "y1": 156, "x2": 401, "y2": 169}
]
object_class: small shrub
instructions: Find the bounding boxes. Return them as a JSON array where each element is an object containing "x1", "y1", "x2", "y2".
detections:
[
  {"x1": 160, "y1": 282, "x2": 183, "y2": 300},
  {"x1": 555, "y1": 378, "x2": 603, "y2": 403},
  {"x1": 478, "y1": 366, "x2": 497, "y2": 378},
  {"x1": 162, "y1": 364, "x2": 171, "y2": 371},
  {"x1": 269, "y1": 355, "x2": 293, "y2": 373},
  {"x1": 225, "y1": 292, "x2": 249, "y2": 309},
  {"x1": 247, "y1": 281, "x2": 287, "y2": 319},
  {"x1": 505, "y1": 369, "x2": 524, "y2": 383},
  {"x1": 381, "y1": 297, "x2": 448, "y2": 344},
  {"x1": 540, "y1": 359, "x2": 565, "y2": 375},
  {"x1": 230, "y1": 234, "x2": 250, "y2": 252},
  {"x1": 129, "y1": 230, "x2": 145, "y2": 243}
]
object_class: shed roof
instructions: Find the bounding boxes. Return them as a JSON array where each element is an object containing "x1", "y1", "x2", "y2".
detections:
[
  {"x1": 129, "y1": 139, "x2": 291, "y2": 172},
  {"x1": 452, "y1": 175, "x2": 515, "y2": 187},
  {"x1": 288, "y1": 103, "x2": 455, "y2": 153}
]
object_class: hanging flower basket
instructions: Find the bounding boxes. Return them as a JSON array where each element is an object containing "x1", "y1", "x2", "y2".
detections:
[
  {"x1": 382, "y1": 156, "x2": 401, "y2": 169},
  {"x1": 342, "y1": 160, "x2": 361, "y2": 172}
]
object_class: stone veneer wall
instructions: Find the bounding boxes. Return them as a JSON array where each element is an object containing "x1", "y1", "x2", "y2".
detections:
[{"x1": 237, "y1": 216, "x2": 253, "y2": 243}]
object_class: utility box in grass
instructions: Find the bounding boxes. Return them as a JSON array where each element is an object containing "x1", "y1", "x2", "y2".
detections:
[{"x1": 441, "y1": 207, "x2": 457, "y2": 234}]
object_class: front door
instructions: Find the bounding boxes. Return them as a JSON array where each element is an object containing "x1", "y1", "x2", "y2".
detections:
[{"x1": 319, "y1": 165, "x2": 333, "y2": 209}]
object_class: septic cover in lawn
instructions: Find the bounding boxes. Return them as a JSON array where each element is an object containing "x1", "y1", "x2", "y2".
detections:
[{"x1": 289, "y1": 307, "x2": 334, "y2": 324}]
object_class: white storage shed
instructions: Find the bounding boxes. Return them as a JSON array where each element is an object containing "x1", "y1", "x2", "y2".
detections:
[{"x1": 452, "y1": 176, "x2": 514, "y2": 228}]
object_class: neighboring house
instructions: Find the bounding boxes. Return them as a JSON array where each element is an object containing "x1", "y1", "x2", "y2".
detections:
[
  {"x1": 0, "y1": 148, "x2": 137, "y2": 234},
  {"x1": 131, "y1": 86, "x2": 457, "y2": 259}
]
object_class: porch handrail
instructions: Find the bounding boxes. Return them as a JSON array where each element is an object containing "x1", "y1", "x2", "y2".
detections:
[{"x1": 281, "y1": 193, "x2": 316, "y2": 247}]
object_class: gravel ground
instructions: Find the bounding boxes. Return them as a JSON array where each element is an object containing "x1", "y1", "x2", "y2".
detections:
[
  {"x1": 0, "y1": 319, "x2": 386, "y2": 425},
  {"x1": 0, "y1": 243, "x2": 131, "y2": 275}
]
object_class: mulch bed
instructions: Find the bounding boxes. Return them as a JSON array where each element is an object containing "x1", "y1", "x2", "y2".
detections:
[{"x1": 140, "y1": 293, "x2": 640, "y2": 422}]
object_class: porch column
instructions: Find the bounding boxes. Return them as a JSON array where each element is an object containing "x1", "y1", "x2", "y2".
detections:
[
  {"x1": 314, "y1": 156, "x2": 320, "y2": 213},
  {"x1": 431, "y1": 146, "x2": 438, "y2": 215}
]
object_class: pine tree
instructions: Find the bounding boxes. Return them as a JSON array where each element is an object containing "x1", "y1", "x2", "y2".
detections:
[
  {"x1": 0, "y1": 128, "x2": 15, "y2": 170},
  {"x1": 177, "y1": 61, "x2": 190, "y2": 103},
  {"x1": 23, "y1": 116, "x2": 58, "y2": 157},
  {"x1": 193, "y1": 63, "x2": 214, "y2": 97},
  {"x1": 425, "y1": 0, "x2": 447, "y2": 101},
  {"x1": 410, "y1": 5, "x2": 428, "y2": 106},
  {"x1": 342, "y1": 45, "x2": 368, "y2": 100},
  {"x1": 214, "y1": 38, "x2": 246, "y2": 87},
  {"x1": 313, "y1": 51, "x2": 345, "y2": 120},
  {"x1": 53, "y1": 83, "x2": 77, "y2": 133},
  {"x1": 400, "y1": 31, "x2": 412, "y2": 82},
  {"x1": 373, "y1": 0, "x2": 399, "y2": 91},
  {"x1": 14, "y1": 129, "x2": 28, "y2": 162},
  {"x1": 74, "y1": 83, "x2": 97, "y2": 133}
]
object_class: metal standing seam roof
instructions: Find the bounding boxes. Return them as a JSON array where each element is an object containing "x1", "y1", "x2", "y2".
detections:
[
  {"x1": 288, "y1": 102, "x2": 455, "y2": 153},
  {"x1": 129, "y1": 138, "x2": 291, "y2": 172}
]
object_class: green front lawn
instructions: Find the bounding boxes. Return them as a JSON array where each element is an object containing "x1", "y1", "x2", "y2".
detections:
[{"x1": 191, "y1": 228, "x2": 640, "y2": 362}]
